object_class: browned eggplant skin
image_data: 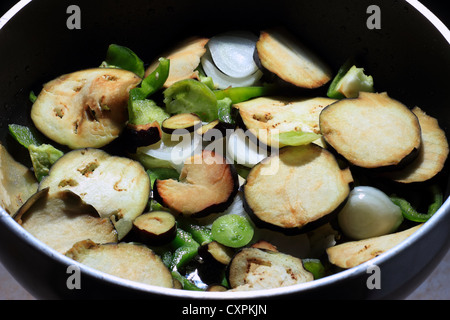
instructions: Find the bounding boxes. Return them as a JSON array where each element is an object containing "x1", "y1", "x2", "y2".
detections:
[
  {"x1": 122, "y1": 121, "x2": 162, "y2": 153},
  {"x1": 152, "y1": 151, "x2": 240, "y2": 218}
]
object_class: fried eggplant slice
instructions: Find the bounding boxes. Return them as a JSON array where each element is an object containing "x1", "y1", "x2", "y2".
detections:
[
  {"x1": 319, "y1": 92, "x2": 421, "y2": 169},
  {"x1": 384, "y1": 107, "x2": 449, "y2": 183},
  {"x1": 31, "y1": 68, "x2": 141, "y2": 149},
  {"x1": 326, "y1": 224, "x2": 422, "y2": 269},
  {"x1": 161, "y1": 113, "x2": 202, "y2": 134},
  {"x1": 256, "y1": 29, "x2": 332, "y2": 89},
  {"x1": 153, "y1": 150, "x2": 239, "y2": 217},
  {"x1": 39, "y1": 148, "x2": 150, "y2": 221},
  {"x1": 145, "y1": 37, "x2": 209, "y2": 88},
  {"x1": 14, "y1": 188, "x2": 117, "y2": 254},
  {"x1": 227, "y1": 247, "x2": 313, "y2": 291},
  {"x1": 132, "y1": 211, "x2": 177, "y2": 245},
  {"x1": 234, "y1": 96, "x2": 336, "y2": 147},
  {"x1": 66, "y1": 240, "x2": 174, "y2": 288},
  {"x1": 0, "y1": 144, "x2": 38, "y2": 215},
  {"x1": 243, "y1": 144, "x2": 353, "y2": 231}
]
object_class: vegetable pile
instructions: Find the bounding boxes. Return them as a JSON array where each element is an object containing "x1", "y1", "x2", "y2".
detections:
[{"x1": 1, "y1": 28, "x2": 448, "y2": 292}]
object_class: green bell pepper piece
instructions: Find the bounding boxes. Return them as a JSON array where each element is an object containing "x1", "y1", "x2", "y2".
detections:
[
  {"x1": 8, "y1": 124, "x2": 42, "y2": 148},
  {"x1": 130, "y1": 57, "x2": 170, "y2": 101},
  {"x1": 102, "y1": 44, "x2": 145, "y2": 78},
  {"x1": 214, "y1": 85, "x2": 274, "y2": 104},
  {"x1": 28, "y1": 144, "x2": 64, "y2": 181},
  {"x1": 163, "y1": 79, "x2": 218, "y2": 122},
  {"x1": 390, "y1": 185, "x2": 443, "y2": 223}
]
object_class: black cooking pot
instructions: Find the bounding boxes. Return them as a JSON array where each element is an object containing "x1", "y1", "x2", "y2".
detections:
[{"x1": 0, "y1": 0, "x2": 448, "y2": 300}]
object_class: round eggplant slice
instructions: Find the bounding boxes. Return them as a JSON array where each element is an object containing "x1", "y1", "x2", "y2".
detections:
[
  {"x1": 319, "y1": 92, "x2": 421, "y2": 169},
  {"x1": 31, "y1": 68, "x2": 141, "y2": 149},
  {"x1": 39, "y1": 148, "x2": 150, "y2": 222},
  {"x1": 243, "y1": 144, "x2": 353, "y2": 231},
  {"x1": 384, "y1": 107, "x2": 449, "y2": 183},
  {"x1": 256, "y1": 28, "x2": 332, "y2": 89},
  {"x1": 233, "y1": 96, "x2": 336, "y2": 148},
  {"x1": 161, "y1": 113, "x2": 202, "y2": 134},
  {"x1": 0, "y1": 143, "x2": 38, "y2": 216},
  {"x1": 132, "y1": 211, "x2": 177, "y2": 245},
  {"x1": 153, "y1": 150, "x2": 239, "y2": 217},
  {"x1": 227, "y1": 247, "x2": 313, "y2": 291},
  {"x1": 66, "y1": 240, "x2": 174, "y2": 288},
  {"x1": 14, "y1": 189, "x2": 117, "y2": 254}
]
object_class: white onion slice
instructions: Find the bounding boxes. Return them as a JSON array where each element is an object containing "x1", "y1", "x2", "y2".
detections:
[
  {"x1": 227, "y1": 129, "x2": 269, "y2": 168},
  {"x1": 201, "y1": 50, "x2": 263, "y2": 89},
  {"x1": 138, "y1": 133, "x2": 202, "y2": 172},
  {"x1": 208, "y1": 30, "x2": 259, "y2": 78}
]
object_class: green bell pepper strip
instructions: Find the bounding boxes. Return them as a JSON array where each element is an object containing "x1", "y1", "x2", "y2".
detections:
[
  {"x1": 103, "y1": 44, "x2": 145, "y2": 78},
  {"x1": 327, "y1": 59, "x2": 353, "y2": 99},
  {"x1": 178, "y1": 218, "x2": 213, "y2": 246},
  {"x1": 8, "y1": 124, "x2": 42, "y2": 148},
  {"x1": 302, "y1": 258, "x2": 327, "y2": 280},
  {"x1": 169, "y1": 228, "x2": 200, "y2": 272},
  {"x1": 390, "y1": 185, "x2": 443, "y2": 223},
  {"x1": 217, "y1": 97, "x2": 234, "y2": 124},
  {"x1": 214, "y1": 85, "x2": 275, "y2": 104},
  {"x1": 130, "y1": 57, "x2": 170, "y2": 101}
]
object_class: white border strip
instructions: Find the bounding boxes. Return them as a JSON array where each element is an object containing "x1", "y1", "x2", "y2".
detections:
[
  {"x1": 409, "y1": 0, "x2": 450, "y2": 44},
  {"x1": 0, "y1": 0, "x2": 32, "y2": 30}
]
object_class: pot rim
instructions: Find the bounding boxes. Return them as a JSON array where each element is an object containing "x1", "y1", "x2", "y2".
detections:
[{"x1": 0, "y1": 0, "x2": 449, "y2": 299}]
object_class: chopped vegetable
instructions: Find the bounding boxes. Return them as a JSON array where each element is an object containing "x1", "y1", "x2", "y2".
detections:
[
  {"x1": 211, "y1": 214, "x2": 254, "y2": 248},
  {"x1": 31, "y1": 68, "x2": 141, "y2": 149},
  {"x1": 302, "y1": 259, "x2": 327, "y2": 280},
  {"x1": 390, "y1": 185, "x2": 443, "y2": 223},
  {"x1": 273, "y1": 131, "x2": 321, "y2": 146},
  {"x1": 127, "y1": 99, "x2": 170, "y2": 126},
  {"x1": 28, "y1": 144, "x2": 64, "y2": 181},
  {"x1": 163, "y1": 79, "x2": 218, "y2": 122},
  {"x1": 169, "y1": 228, "x2": 201, "y2": 271},
  {"x1": 319, "y1": 92, "x2": 421, "y2": 169},
  {"x1": 161, "y1": 113, "x2": 202, "y2": 134},
  {"x1": 14, "y1": 188, "x2": 118, "y2": 254},
  {"x1": 243, "y1": 144, "x2": 353, "y2": 231},
  {"x1": 327, "y1": 224, "x2": 422, "y2": 269},
  {"x1": 227, "y1": 248, "x2": 313, "y2": 291},
  {"x1": 337, "y1": 186, "x2": 403, "y2": 240},
  {"x1": 145, "y1": 37, "x2": 209, "y2": 88},
  {"x1": 102, "y1": 44, "x2": 145, "y2": 78},
  {"x1": 147, "y1": 167, "x2": 179, "y2": 187},
  {"x1": 39, "y1": 148, "x2": 150, "y2": 222},
  {"x1": 153, "y1": 150, "x2": 239, "y2": 217},
  {"x1": 226, "y1": 129, "x2": 269, "y2": 168},
  {"x1": 132, "y1": 211, "x2": 177, "y2": 245},
  {"x1": 234, "y1": 96, "x2": 335, "y2": 147},
  {"x1": 327, "y1": 63, "x2": 374, "y2": 99},
  {"x1": 8, "y1": 124, "x2": 42, "y2": 148},
  {"x1": 384, "y1": 107, "x2": 449, "y2": 183},
  {"x1": 130, "y1": 57, "x2": 170, "y2": 101},
  {"x1": 214, "y1": 85, "x2": 274, "y2": 104},
  {"x1": 201, "y1": 50, "x2": 263, "y2": 89},
  {"x1": 256, "y1": 28, "x2": 332, "y2": 89},
  {"x1": 66, "y1": 240, "x2": 174, "y2": 288},
  {"x1": 0, "y1": 144, "x2": 38, "y2": 216},
  {"x1": 207, "y1": 30, "x2": 260, "y2": 78}
]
